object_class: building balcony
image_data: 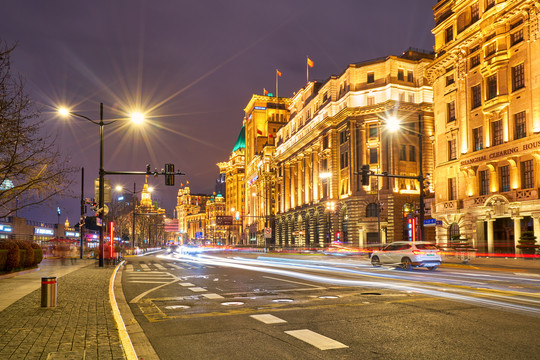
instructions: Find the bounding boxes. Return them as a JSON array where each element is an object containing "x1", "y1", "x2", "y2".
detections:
[
  {"x1": 434, "y1": 199, "x2": 462, "y2": 214},
  {"x1": 462, "y1": 188, "x2": 539, "y2": 209}
]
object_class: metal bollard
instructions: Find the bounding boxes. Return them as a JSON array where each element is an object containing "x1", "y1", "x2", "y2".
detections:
[{"x1": 41, "y1": 277, "x2": 57, "y2": 307}]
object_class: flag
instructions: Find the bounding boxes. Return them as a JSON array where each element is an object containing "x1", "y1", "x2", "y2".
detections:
[
  {"x1": 276, "y1": 69, "x2": 282, "y2": 77},
  {"x1": 307, "y1": 57, "x2": 314, "y2": 68},
  {"x1": 263, "y1": 88, "x2": 269, "y2": 95},
  {"x1": 257, "y1": 129, "x2": 263, "y2": 135}
]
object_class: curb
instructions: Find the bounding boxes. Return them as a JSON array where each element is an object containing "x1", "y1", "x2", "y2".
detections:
[
  {"x1": 0, "y1": 266, "x2": 40, "y2": 280},
  {"x1": 109, "y1": 260, "x2": 138, "y2": 360}
]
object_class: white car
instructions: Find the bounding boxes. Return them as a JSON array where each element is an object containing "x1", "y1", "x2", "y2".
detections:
[{"x1": 370, "y1": 241, "x2": 442, "y2": 270}]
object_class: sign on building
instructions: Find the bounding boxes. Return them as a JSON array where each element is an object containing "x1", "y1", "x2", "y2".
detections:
[{"x1": 216, "y1": 216, "x2": 233, "y2": 226}]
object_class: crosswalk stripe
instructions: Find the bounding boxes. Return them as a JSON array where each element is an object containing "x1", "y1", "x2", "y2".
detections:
[
  {"x1": 202, "y1": 293, "x2": 224, "y2": 299},
  {"x1": 154, "y1": 263, "x2": 167, "y2": 270},
  {"x1": 179, "y1": 282, "x2": 195, "y2": 287},
  {"x1": 126, "y1": 264, "x2": 134, "y2": 271},
  {"x1": 284, "y1": 329, "x2": 348, "y2": 350},
  {"x1": 250, "y1": 314, "x2": 287, "y2": 324},
  {"x1": 168, "y1": 264, "x2": 183, "y2": 270},
  {"x1": 188, "y1": 287, "x2": 207, "y2": 292},
  {"x1": 140, "y1": 264, "x2": 150, "y2": 271}
]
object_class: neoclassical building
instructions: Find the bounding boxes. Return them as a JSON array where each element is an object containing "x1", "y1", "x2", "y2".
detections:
[
  {"x1": 175, "y1": 186, "x2": 210, "y2": 244},
  {"x1": 429, "y1": 0, "x2": 540, "y2": 254},
  {"x1": 273, "y1": 49, "x2": 435, "y2": 248}
]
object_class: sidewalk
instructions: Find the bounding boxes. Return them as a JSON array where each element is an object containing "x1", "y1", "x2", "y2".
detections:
[
  {"x1": 0, "y1": 259, "x2": 125, "y2": 360},
  {"x1": 441, "y1": 254, "x2": 540, "y2": 272}
]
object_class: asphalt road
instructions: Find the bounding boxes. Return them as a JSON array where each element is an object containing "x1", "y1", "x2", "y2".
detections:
[{"x1": 118, "y1": 251, "x2": 540, "y2": 359}]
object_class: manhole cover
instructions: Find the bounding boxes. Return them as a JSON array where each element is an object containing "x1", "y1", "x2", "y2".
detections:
[
  {"x1": 165, "y1": 305, "x2": 190, "y2": 310},
  {"x1": 272, "y1": 298, "x2": 293, "y2": 303},
  {"x1": 361, "y1": 292, "x2": 381, "y2": 295},
  {"x1": 221, "y1": 301, "x2": 244, "y2": 306},
  {"x1": 318, "y1": 295, "x2": 339, "y2": 299}
]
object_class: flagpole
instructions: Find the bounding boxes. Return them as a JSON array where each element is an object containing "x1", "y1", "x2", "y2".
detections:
[
  {"x1": 276, "y1": 70, "x2": 278, "y2": 99},
  {"x1": 306, "y1": 56, "x2": 309, "y2": 84}
]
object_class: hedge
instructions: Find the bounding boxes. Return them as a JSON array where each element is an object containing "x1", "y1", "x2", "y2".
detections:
[{"x1": 0, "y1": 240, "x2": 44, "y2": 272}]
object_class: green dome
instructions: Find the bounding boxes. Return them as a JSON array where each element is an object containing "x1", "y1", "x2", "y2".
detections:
[{"x1": 232, "y1": 125, "x2": 245, "y2": 152}]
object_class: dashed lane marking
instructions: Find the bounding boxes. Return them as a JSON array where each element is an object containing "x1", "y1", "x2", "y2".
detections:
[
  {"x1": 154, "y1": 263, "x2": 167, "y2": 270},
  {"x1": 285, "y1": 329, "x2": 348, "y2": 350},
  {"x1": 250, "y1": 314, "x2": 287, "y2": 324},
  {"x1": 188, "y1": 287, "x2": 207, "y2": 292},
  {"x1": 140, "y1": 264, "x2": 150, "y2": 271},
  {"x1": 168, "y1": 264, "x2": 184, "y2": 270},
  {"x1": 202, "y1": 293, "x2": 224, "y2": 299},
  {"x1": 180, "y1": 282, "x2": 195, "y2": 287},
  {"x1": 126, "y1": 264, "x2": 134, "y2": 271}
]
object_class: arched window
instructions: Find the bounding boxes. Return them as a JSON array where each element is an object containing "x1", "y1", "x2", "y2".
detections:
[
  {"x1": 448, "y1": 223, "x2": 460, "y2": 240},
  {"x1": 366, "y1": 203, "x2": 379, "y2": 217}
]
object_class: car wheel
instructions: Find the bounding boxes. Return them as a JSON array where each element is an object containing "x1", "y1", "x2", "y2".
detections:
[
  {"x1": 371, "y1": 255, "x2": 381, "y2": 267},
  {"x1": 427, "y1": 266, "x2": 438, "y2": 271},
  {"x1": 400, "y1": 257, "x2": 412, "y2": 270}
]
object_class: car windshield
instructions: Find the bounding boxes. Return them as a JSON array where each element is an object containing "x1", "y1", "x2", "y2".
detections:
[{"x1": 415, "y1": 244, "x2": 439, "y2": 250}]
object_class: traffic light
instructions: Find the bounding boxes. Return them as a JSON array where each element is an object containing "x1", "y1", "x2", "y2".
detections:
[
  {"x1": 361, "y1": 165, "x2": 370, "y2": 186},
  {"x1": 165, "y1": 163, "x2": 175, "y2": 186}
]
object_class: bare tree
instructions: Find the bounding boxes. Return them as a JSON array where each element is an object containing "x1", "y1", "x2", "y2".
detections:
[{"x1": 0, "y1": 41, "x2": 76, "y2": 217}]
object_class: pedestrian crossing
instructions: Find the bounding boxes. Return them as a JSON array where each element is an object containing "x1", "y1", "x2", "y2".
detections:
[{"x1": 125, "y1": 262, "x2": 212, "y2": 272}]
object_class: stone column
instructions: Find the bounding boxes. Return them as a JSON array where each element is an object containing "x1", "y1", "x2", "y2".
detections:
[
  {"x1": 513, "y1": 216, "x2": 523, "y2": 256},
  {"x1": 487, "y1": 219, "x2": 495, "y2": 254},
  {"x1": 533, "y1": 213, "x2": 540, "y2": 246}
]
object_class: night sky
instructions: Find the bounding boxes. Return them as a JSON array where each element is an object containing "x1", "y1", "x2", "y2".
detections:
[{"x1": 0, "y1": 0, "x2": 436, "y2": 224}]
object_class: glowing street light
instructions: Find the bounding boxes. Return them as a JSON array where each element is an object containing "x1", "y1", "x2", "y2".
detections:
[{"x1": 58, "y1": 103, "x2": 145, "y2": 266}]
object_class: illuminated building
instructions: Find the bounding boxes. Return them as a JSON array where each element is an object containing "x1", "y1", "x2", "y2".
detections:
[
  {"x1": 206, "y1": 193, "x2": 227, "y2": 244},
  {"x1": 217, "y1": 126, "x2": 246, "y2": 244},
  {"x1": 429, "y1": 0, "x2": 540, "y2": 254},
  {"x1": 136, "y1": 178, "x2": 165, "y2": 246},
  {"x1": 274, "y1": 49, "x2": 434, "y2": 248},
  {"x1": 175, "y1": 185, "x2": 210, "y2": 244},
  {"x1": 243, "y1": 95, "x2": 291, "y2": 246}
]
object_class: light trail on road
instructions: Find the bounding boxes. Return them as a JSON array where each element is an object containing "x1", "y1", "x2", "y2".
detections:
[{"x1": 157, "y1": 252, "x2": 540, "y2": 318}]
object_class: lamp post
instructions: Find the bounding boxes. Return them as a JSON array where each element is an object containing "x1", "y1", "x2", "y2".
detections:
[
  {"x1": 59, "y1": 104, "x2": 143, "y2": 267},
  {"x1": 386, "y1": 114, "x2": 425, "y2": 242}
]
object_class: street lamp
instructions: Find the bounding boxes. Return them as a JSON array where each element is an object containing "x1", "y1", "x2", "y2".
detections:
[
  {"x1": 115, "y1": 183, "x2": 152, "y2": 249},
  {"x1": 58, "y1": 103, "x2": 144, "y2": 267},
  {"x1": 385, "y1": 114, "x2": 425, "y2": 242}
]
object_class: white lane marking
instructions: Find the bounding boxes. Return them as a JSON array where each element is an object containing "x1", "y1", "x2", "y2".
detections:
[
  {"x1": 188, "y1": 287, "x2": 207, "y2": 292},
  {"x1": 285, "y1": 329, "x2": 348, "y2": 350},
  {"x1": 126, "y1": 264, "x2": 134, "y2": 271},
  {"x1": 263, "y1": 276, "x2": 325, "y2": 289},
  {"x1": 202, "y1": 293, "x2": 224, "y2": 299},
  {"x1": 154, "y1": 263, "x2": 167, "y2": 270},
  {"x1": 129, "y1": 272, "x2": 180, "y2": 304},
  {"x1": 128, "y1": 281, "x2": 171, "y2": 284},
  {"x1": 205, "y1": 265, "x2": 215, "y2": 268},
  {"x1": 128, "y1": 277, "x2": 175, "y2": 280},
  {"x1": 169, "y1": 264, "x2": 184, "y2": 270},
  {"x1": 180, "y1": 282, "x2": 195, "y2": 287},
  {"x1": 140, "y1": 264, "x2": 150, "y2": 271},
  {"x1": 250, "y1": 314, "x2": 287, "y2": 324}
]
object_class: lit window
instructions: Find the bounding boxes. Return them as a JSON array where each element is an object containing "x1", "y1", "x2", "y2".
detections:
[
  {"x1": 512, "y1": 63, "x2": 525, "y2": 91},
  {"x1": 514, "y1": 111, "x2": 526, "y2": 139},
  {"x1": 499, "y1": 165, "x2": 510, "y2": 192},
  {"x1": 521, "y1": 160, "x2": 534, "y2": 189}
]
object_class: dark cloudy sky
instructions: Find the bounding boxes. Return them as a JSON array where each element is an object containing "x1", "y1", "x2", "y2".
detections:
[{"x1": 0, "y1": 0, "x2": 436, "y2": 224}]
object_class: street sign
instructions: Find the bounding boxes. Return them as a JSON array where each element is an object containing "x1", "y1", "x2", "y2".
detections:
[
  {"x1": 264, "y1": 227, "x2": 272, "y2": 238},
  {"x1": 216, "y1": 215, "x2": 233, "y2": 226},
  {"x1": 424, "y1": 218, "x2": 436, "y2": 226}
]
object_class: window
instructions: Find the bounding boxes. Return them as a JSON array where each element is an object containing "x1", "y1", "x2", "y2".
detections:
[
  {"x1": 473, "y1": 127, "x2": 483, "y2": 151},
  {"x1": 322, "y1": 135, "x2": 329, "y2": 149},
  {"x1": 407, "y1": 71, "x2": 414, "y2": 82},
  {"x1": 448, "y1": 178, "x2": 457, "y2": 201},
  {"x1": 340, "y1": 152, "x2": 349, "y2": 169},
  {"x1": 511, "y1": 29, "x2": 524, "y2": 46},
  {"x1": 367, "y1": 72, "x2": 374, "y2": 83},
  {"x1": 366, "y1": 203, "x2": 379, "y2": 217},
  {"x1": 408, "y1": 93, "x2": 415, "y2": 103},
  {"x1": 492, "y1": 120, "x2": 503, "y2": 146},
  {"x1": 471, "y1": 3, "x2": 479, "y2": 22},
  {"x1": 448, "y1": 139, "x2": 457, "y2": 161},
  {"x1": 486, "y1": 0, "x2": 495, "y2": 11},
  {"x1": 367, "y1": 96, "x2": 375, "y2": 106},
  {"x1": 339, "y1": 130, "x2": 347, "y2": 144},
  {"x1": 369, "y1": 148, "x2": 378, "y2": 164},
  {"x1": 485, "y1": 42, "x2": 496, "y2": 58},
  {"x1": 368, "y1": 124, "x2": 378, "y2": 138},
  {"x1": 399, "y1": 92, "x2": 405, "y2": 102},
  {"x1": 398, "y1": 69, "x2": 404, "y2": 81},
  {"x1": 521, "y1": 160, "x2": 534, "y2": 189},
  {"x1": 487, "y1": 74, "x2": 497, "y2": 100},
  {"x1": 471, "y1": 84, "x2": 482, "y2": 108},
  {"x1": 446, "y1": 74, "x2": 455, "y2": 86},
  {"x1": 399, "y1": 145, "x2": 407, "y2": 161},
  {"x1": 470, "y1": 54, "x2": 480, "y2": 68},
  {"x1": 514, "y1": 111, "x2": 526, "y2": 139},
  {"x1": 512, "y1": 63, "x2": 525, "y2": 91},
  {"x1": 409, "y1": 145, "x2": 416, "y2": 162},
  {"x1": 447, "y1": 101, "x2": 456, "y2": 122},
  {"x1": 445, "y1": 26, "x2": 453, "y2": 43},
  {"x1": 479, "y1": 169, "x2": 490, "y2": 195},
  {"x1": 449, "y1": 223, "x2": 460, "y2": 239},
  {"x1": 499, "y1": 165, "x2": 510, "y2": 192}
]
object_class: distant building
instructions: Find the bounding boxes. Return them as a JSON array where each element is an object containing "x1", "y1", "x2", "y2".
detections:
[
  {"x1": 429, "y1": 0, "x2": 540, "y2": 254},
  {"x1": 176, "y1": 185, "x2": 210, "y2": 244}
]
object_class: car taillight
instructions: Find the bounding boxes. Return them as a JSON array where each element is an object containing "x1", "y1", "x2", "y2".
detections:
[{"x1": 412, "y1": 250, "x2": 425, "y2": 255}]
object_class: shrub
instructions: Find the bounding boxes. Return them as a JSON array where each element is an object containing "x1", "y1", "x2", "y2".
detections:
[
  {"x1": 0, "y1": 249, "x2": 7, "y2": 271},
  {"x1": 30, "y1": 242, "x2": 43, "y2": 266},
  {"x1": 15, "y1": 240, "x2": 34, "y2": 268},
  {"x1": 0, "y1": 240, "x2": 20, "y2": 271}
]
